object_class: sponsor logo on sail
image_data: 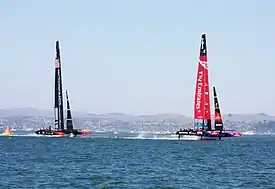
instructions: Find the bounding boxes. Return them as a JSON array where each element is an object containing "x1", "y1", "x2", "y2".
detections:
[
  {"x1": 55, "y1": 58, "x2": 60, "y2": 68},
  {"x1": 196, "y1": 71, "x2": 203, "y2": 111},
  {"x1": 57, "y1": 70, "x2": 62, "y2": 106},
  {"x1": 199, "y1": 60, "x2": 208, "y2": 69}
]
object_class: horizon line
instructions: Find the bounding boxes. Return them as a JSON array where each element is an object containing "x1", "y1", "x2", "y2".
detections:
[{"x1": 0, "y1": 107, "x2": 273, "y2": 117}]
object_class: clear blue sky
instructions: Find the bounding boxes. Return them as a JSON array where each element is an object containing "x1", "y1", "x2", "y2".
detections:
[{"x1": 0, "y1": 0, "x2": 274, "y2": 116}]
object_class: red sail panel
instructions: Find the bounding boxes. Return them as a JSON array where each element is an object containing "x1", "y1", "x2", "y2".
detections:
[
  {"x1": 203, "y1": 63, "x2": 211, "y2": 120},
  {"x1": 194, "y1": 34, "x2": 211, "y2": 130},
  {"x1": 194, "y1": 62, "x2": 205, "y2": 120}
]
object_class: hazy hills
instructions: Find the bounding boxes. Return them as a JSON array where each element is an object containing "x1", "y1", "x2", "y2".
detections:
[
  {"x1": 0, "y1": 107, "x2": 274, "y2": 123},
  {"x1": 1, "y1": 108, "x2": 275, "y2": 134}
]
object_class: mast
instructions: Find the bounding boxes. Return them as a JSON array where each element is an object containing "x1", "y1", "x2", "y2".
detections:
[
  {"x1": 213, "y1": 87, "x2": 223, "y2": 131},
  {"x1": 194, "y1": 34, "x2": 211, "y2": 130},
  {"x1": 66, "y1": 90, "x2": 74, "y2": 131},
  {"x1": 55, "y1": 41, "x2": 65, "y2": 130}
]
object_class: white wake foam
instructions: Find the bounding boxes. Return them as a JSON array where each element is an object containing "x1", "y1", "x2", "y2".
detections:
[{"x1": 119, "y1": 133, "x2": 179, "y2": 141}]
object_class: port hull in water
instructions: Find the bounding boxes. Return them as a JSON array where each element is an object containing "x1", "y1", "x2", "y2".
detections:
[
  {"x1": 34, "y1": 129, "x2": 91, "y2": 137},
  {"x1": 175, "y1": 129, "x2": 236, "y2": 140},
  {"x1": 178, "y1": 135, "x2": 232, "y2": 141}
]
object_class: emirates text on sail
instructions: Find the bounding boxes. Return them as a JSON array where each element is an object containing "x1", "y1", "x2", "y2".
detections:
[{"x1": 196, "y1": 71, "x2": 203, "y2": 111}]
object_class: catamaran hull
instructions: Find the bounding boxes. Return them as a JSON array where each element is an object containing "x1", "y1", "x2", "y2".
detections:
[
  {"x1": 178, "y1": 135, "x2": 205, "y2": 140},
  {"x1": 79, "y1": 130, "x2": 92, "y2": 135},
  {"x1": 34, "y1": 129, "x2": 91, "y2": 137},
  {"x1": 175, "y1": 129, "x2": 241, "y2": 141},
  {"x1": 177, "y1": 134, "x2": 231, "y2": 141}
]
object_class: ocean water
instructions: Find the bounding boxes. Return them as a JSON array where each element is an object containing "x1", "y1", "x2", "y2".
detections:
[{"x1": 0, "y1": 134, "x2": 274, "y2": 189}]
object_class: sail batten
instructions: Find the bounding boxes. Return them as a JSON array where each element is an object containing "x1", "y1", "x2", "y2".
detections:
[{"x1": 194, "y1": 34, "x2": 211, "y2": 131}]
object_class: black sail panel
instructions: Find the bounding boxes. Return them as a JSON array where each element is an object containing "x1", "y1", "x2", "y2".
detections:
[
  {"x1": 213, "y1": 87, "x2": 223, "y2": 131},
  {"x1": 66, "y1": 90, "x2": 74, "y2": 131},
  {"x1": 55, "y1": 41, "x2": 65, "y2": 130},
  {"x1": 54, "y1": 47, "x2": 60, "y2": 129},
  {"x1": 204, "y1": 119, "x2": 212, "y2": 131}
]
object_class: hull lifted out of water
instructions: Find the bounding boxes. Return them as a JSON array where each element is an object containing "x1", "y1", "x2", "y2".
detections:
[{"x1": 35, "y1": 41, "x2": 92, "y2": 137}]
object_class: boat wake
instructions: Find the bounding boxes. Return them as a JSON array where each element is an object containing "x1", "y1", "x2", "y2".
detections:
[
  {"x1": 0, "y1": 133, "x2": 33, "y2": 137},
  {"x1": 118, "y1": 133, "x2": 179, "y2": 141},
  {"x1": 121, "y1": 136, "x2": 179, "y2": 140},
  {"x1": 0, "y1": 133, "x2": 63, "y2": 137}
]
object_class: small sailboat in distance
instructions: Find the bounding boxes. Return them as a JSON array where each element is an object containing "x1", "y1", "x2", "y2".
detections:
[{"x1": 2, "y1": 126, "x2": 14, "y2": 136}]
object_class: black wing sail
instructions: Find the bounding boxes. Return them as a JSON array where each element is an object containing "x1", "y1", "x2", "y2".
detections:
[
  {"x1": 54, "y1": 42, "x2": 60, "y2": 129},
  {"x1": 213, "y1": 87, "x2": 223, "y2": 131},
  {"x1": 55, "y1": 41, "x2": 65, "y2": 130},
  {"x1": 66, "y1": 90, "x2": 74, "y2": 131}
]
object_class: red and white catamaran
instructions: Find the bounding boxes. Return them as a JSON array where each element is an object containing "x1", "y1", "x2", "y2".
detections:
[{"x1": 176, "y1": 34, "x2": 242, "y2": 140}]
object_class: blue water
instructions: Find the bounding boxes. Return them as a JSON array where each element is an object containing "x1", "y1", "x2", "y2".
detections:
[{"x1": 0, "y1": 134, "x2": 274, "y2": 189}]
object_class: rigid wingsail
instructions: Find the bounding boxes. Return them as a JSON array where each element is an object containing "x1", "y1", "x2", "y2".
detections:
[{"x1": 35, "y1": 41, "x2": 91, "y2": 137}]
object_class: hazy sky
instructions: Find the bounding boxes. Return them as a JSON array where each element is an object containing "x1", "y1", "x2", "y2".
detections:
[{"x1": 0, "y1": 0, "x2": 274, "y2": 116}]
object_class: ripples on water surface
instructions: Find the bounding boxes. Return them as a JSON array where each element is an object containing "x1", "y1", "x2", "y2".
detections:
[{"x1": 0, "y1": 134, "x2": 275, "y2": 189}]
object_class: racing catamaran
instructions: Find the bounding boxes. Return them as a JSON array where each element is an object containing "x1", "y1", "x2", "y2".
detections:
[
  {"x1": 35, "y1": 41, "x2": 91, "y2": 137},
  {"x1": 176, "y1": 34, "x2": 242, "y2": 140}
]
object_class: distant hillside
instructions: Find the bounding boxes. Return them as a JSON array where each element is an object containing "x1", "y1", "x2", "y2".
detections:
[
  {"x1": 137, "y1": 113, "x2": 191, "y2": 123},
  {"x1": 0, "y1": 108, "x2": 275, "y2": 134},
  {"x1": 0, "y1": 108, "x2": 90, "y2": 118},
  {"x1": 0, "y1": 108, "x2": 274, "y2": 123}
]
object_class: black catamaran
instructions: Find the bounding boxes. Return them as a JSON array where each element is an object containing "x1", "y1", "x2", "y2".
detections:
[{"x1": 35, "y1": 41, "x2": 91, "y2": 136}]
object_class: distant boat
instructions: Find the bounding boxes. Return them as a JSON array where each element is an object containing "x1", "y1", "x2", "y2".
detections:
[
  {"x1": 35, "y1": 41, "x2": 91, "y2": 137},
  {"x1": 1, "y1": 126, "x2": 14, "y2": 136},
  {"x1": 176, "y1": 34, "x2": 241, "y2": 140}
]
